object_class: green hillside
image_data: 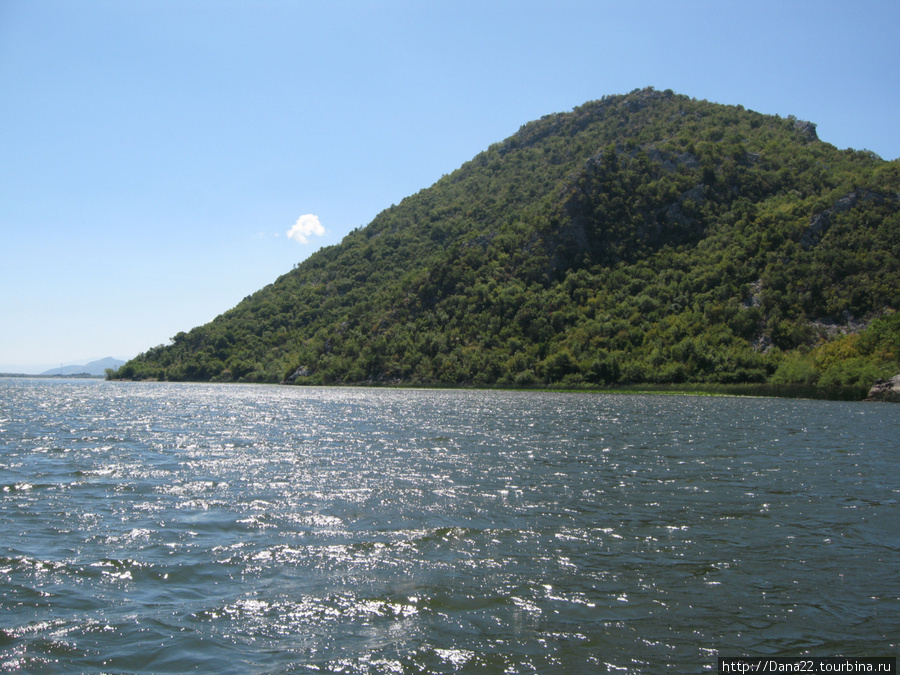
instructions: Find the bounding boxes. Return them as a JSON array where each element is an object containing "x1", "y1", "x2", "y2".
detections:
[{"x1": 113, "y1": 88, "x2": 900, "y2": 397}]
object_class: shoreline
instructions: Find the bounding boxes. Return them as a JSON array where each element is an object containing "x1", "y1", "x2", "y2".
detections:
[{"x1": 0, "y1": 373, "x2": 104, "y2": 379}]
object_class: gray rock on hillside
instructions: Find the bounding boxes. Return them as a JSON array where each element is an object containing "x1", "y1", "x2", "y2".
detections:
[{"x1": 865, "y1": 374, "x2": 900, "y2": 402}]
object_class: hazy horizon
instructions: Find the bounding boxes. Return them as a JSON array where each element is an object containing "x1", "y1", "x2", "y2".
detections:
[{"x1": 0, "y1": 356, "x2": 130, "y2": 375}]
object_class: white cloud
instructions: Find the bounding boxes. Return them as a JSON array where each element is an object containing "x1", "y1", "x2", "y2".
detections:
[{"x1": 287, "y1": 214, "x2": 325, "y2": 244}]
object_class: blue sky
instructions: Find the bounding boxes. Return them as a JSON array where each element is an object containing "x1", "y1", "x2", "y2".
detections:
[{"x1": 1, "y1": 0, "x2": 898, "y2": 371}]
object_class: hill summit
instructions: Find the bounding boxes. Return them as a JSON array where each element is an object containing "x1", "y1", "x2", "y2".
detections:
[{"x1": 114, "y1": 88, "x2": 900, "y2": 396}]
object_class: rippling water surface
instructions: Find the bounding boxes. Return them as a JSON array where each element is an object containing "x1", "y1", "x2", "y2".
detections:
[{"x1": 1, "y1": 379, "x2": 898, "y2": 673}]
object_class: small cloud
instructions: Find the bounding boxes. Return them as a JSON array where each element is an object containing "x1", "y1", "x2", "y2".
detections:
[{"x1": 287, "y1": 214, "x2": 325, "y2": 244}]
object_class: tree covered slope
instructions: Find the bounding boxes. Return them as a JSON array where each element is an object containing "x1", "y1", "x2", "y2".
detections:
[{"x1": 114, "y1": 88, "x2": 900, "y2": 395}]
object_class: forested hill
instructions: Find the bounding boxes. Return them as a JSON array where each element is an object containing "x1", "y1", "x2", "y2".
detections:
[{"x1": 114, "y1": 88, "x2": 900, "y2": 396}]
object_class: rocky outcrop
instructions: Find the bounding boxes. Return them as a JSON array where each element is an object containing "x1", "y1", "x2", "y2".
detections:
[
  {"x1": 865, "y1": 374, "x2": 900, "y2": 402},
  {"x1": 284, "y1": 366, "x2": 310, "y2": 383},
  {"x1": 801, "y1": 189, "x2": 897, "y2": 250},
  {"x1": 792, "y1": 118, "x2": 819, "y2": 142}
]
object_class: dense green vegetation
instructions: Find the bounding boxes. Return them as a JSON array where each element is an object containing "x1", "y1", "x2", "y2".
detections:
[{"x1": 112, "y1": 88, "x2": 900, "y2": 397}]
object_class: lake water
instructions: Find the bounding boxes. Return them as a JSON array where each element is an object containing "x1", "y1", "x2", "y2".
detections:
[{"x1": 0, "y1": 379, "x2": 897, "y2": 673}]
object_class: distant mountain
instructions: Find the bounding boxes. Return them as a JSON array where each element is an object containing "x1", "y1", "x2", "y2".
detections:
[
  {"x1": 43, "y1": 357, "x2": 126, "y2": 377},
  {"x1": 114, "y1": 88, "x2": 900, "y2": 397}
]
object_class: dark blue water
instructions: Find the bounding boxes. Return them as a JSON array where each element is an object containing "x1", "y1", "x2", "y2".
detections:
[{"x1": 0, "y1": 379, "x2": 897, "y2": 673}]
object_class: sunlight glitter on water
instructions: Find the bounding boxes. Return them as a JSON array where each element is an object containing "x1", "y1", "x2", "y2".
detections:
[{"x1": 1, "y1": 380, "x2": 898, "y2": 673}]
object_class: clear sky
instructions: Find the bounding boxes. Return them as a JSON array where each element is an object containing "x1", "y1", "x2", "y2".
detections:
[{"x1": 2, "y1": 0, "x2": 898, "y2": 371}]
